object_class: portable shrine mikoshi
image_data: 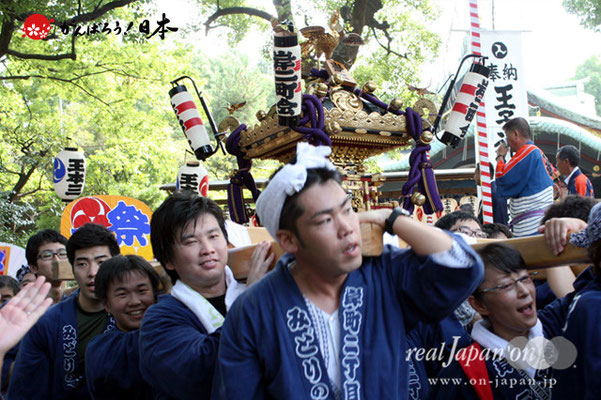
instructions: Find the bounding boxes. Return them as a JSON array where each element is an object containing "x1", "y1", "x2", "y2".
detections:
[{"x1": 222, "y1": 58, "x2": 441, "y2": 216}]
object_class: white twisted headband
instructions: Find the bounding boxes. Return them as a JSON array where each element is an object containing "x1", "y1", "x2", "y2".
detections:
[{"x1": 256, "y1": 142, "x2": 336, "y2": 239}]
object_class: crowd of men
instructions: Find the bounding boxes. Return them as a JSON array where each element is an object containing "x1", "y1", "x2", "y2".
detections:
[{"x1": 1, "y1": 117, "x2": 599, "y2": 399}]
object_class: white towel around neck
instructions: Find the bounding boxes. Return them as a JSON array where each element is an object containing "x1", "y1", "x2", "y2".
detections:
[
  {"x1": 170, "y1": 266, "x2": 246, "y2": 333},
  {"x1": 471, "y1": 318, "x2": 544, "y2": 378}
]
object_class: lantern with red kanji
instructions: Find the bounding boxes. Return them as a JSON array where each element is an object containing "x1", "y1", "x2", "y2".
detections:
[
  {"x1": 176, "y1": 161, "x2": 209, "y2": 197},
  {"x1": 440, "y1": 63, "x2": 491, "y2": 148}
]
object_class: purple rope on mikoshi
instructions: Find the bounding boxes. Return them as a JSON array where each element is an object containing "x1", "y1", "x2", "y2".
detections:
[
  {"x1": 225, "y1": 123, "x2": 261, "y2": 223},
  {"x1": 294, "y1": 94, "x2": 331, "y2": 146},
  {"x1": 225, "y1": 123, "x2": 260, "y2": 200},
  {"x1": 400, "y1": 107, "x2": 443, "y2": 215},
  {"x1": 352, "y1": 87, "x2": 403, "y2": 116},
  {"x1": 310, "y1": 68, "x2": 329, "y2": 80}
]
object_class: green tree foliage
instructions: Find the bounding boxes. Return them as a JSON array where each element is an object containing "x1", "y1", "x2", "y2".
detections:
[
  {"x1": 574, "y1": 55, "x2": 601, "y2": 116},
  {"x1": 1, "y1": 0, "x2": 442, "y2": 244},
  {"x1": 200, "y1": 0, "x2": 442, "y2": 162},
  {"x1": 563, "y1": 0, "x2": 601, "y2": 32}
]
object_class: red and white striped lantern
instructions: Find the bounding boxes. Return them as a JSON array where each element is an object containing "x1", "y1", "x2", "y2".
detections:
[
  {"x1": 440, "y1": 62, "x2": 490, "y2": 148},
  {"x1": 53, "y1": 147, "x2": 86, "y2": 201},
  {"x1": 176, "y1": 161, "x2": 209, "y2": 197},
  {"x1": 169, "y1": 85, "x2": 213, "y2": 161}
]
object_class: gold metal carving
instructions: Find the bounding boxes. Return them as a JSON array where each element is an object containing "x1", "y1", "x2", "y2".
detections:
[
  {"x1": 413, "y1": 98, "x2": 437, "y2": 129},
  {"x1": 256, "y1": 110, "x2": 267, "y2": 122},
  {"x1": 315, "y1": 83, "x2": 329, "y2": 98},
  {"x1": 330, "y1": 89, "x2": 363, "y2": 112},
  {"x1": 362, "y1": 80, "x2": 376, "y2": 94},
  {"x1": 218, "y1": 116, "x2": 241, "y2": 135},
  {"x1": 389, "y1": 98, "x2": 403, "y2": 112}
]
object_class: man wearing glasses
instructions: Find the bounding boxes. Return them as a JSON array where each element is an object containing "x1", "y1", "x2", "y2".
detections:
[
  {"x1": 435, "y1": 211, "x2": 488, "y2": 240},
  {"x1": 430, "y1": 243, "x2": 552, "y2": 399},
  {"x1": 9, "y1": 224, "x2": 120, "y2": 399},
  {"x1": 25, "y1": 229, "x2": 69, "y2": 304}
]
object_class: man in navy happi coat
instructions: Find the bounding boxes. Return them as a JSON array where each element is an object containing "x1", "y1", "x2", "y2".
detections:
[
  {"x1": 212, "y1": 143, "x2": 484, "y2": 399},
  {"x1": 138, "y1": 192, "x2": 273, "y2": 399},
  {"x1": 85, "y1": 255, "x2": 161, "y2": 400},
  {"x1": 8, "y1": 224, "x2": 119, "y2": 399}
]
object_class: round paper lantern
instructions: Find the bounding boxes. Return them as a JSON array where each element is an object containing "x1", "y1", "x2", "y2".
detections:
[
  {"x1": 176, "y1": 161, "x2": 209, "y2": 197},
  {"x1": 169, "y1": 85, "x2": 214, "y2": 160},
  {"x1": 53, "y1": 147, "x2": 86, "y2": 201}
]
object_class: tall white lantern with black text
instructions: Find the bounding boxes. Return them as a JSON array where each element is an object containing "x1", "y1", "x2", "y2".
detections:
[
  {"x1": 176, "y1": 161, "x2": 209, "y2": 197},
  {"x1": 273, "y1": 29, "x2": 302, "y2": 127},
  {"x1": 53, "y1": 147, "x2": 86, "y2": 201}
]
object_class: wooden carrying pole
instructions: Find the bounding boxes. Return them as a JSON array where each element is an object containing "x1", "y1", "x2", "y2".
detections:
[
  {"x1": 51, "y1": 259, "x2": 173, "y2": 293},
  {"x1": 51, "y1": 224, "x2": 590, "y2": 281},
  {"x1": 226, "y1": 224, "x2": 590, "y2": 280}
]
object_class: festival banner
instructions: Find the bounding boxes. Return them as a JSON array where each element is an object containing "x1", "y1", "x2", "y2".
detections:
[
  {"x1": 0, "y1": 243, "x2": 27, "y2": 278},
  {"x1": 480, "y1": 30, "x2": 528, "y2": 156},
  {"x1": 60, "y1": 195, "x2": 153, "y2": 261}
]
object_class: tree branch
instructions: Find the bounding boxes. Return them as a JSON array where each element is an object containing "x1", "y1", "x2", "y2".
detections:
[
  {"x1": 59, "y1": 0, "x2": 137, "y2": 25},
  {"x1": 0, "y1": 74, "x2": 110, "y2": 105},
  {"x1": 8, "y1": 163, "x2": 39, "y2": 202},
  {"x1": 5, "y1": 49, "x2": 76, "y2": 60},
  {"x1": 205, "y1": 7, "x2": 274, "y2": 34},
  {"x1": 370, "y1": 26, "x2": 408, "y2": 59},
  {"x1": 5, "y1": 23, "x2": 77, "y2": 61},
  {"x1": 15, "y1": 183, "x2": 45, "y2": 199}
]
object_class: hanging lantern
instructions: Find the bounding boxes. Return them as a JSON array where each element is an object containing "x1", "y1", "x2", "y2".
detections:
[
  {"x1": 273, "y1": 25, "x2": 302, "y2": 127},
  {"x1": 169, "y1": 85, "x2": 214, "y2": 161},
  {"x1": 53, "y1": 147, "x2": 86, "y2": 201},
  {"x1": 440, "y1": 62, "x2": 491, "y2": 148},
  {"x1": 176, "y1": 161, "x2": 209, "y2": 197}
]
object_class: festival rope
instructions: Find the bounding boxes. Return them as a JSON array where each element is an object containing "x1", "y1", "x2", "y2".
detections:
[
  {"x1": 294, "y1": 94, "x2": 332, "y2": 146},
  {"x1": 400, "y1": 108, "x2": 443, "y2": 215},
  {"x1": 310, "y1": 68, "x2": 443, "y2": 214},
  {"x1": 347, "y1": 80, "x2": 442, "y2": 214},
  {"x1": 225, "y1": 123, "x2": 261, "y2": 224}
]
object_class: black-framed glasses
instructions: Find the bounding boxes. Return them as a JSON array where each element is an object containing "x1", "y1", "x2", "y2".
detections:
[
  {"x1": 476, "y1": 272, "x2": 538, "y2": 295},
  {"x1": 37, "y1": 249, "x2": 68, "y2": 261},
  {"x1": 452, "y1": 226, "x2": 488, "y2": 239}
]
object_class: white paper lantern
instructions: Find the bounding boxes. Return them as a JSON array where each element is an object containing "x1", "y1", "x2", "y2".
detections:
[
  {"x1": 176, "y1": 161, "x2": 209, "y2": 197},
  {"x1": 273, "y1": 32, "x2": 302, "y2": 127},
  {"x1": 53, "y1": 147, "x2": 86, "y2": 201}
]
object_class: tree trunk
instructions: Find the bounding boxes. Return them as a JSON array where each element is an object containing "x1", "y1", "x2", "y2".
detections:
[
  {"x1": 333, "y1": 0, "x2": 385, "y2": 69},
  {"x1": 8, "y1": 165, "x2": 37, "y2": 202}
]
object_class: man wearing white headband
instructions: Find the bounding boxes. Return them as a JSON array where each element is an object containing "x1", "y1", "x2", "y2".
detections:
[{"x1": 213, "y1": 142, "x2": 484, "y2": 400}]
